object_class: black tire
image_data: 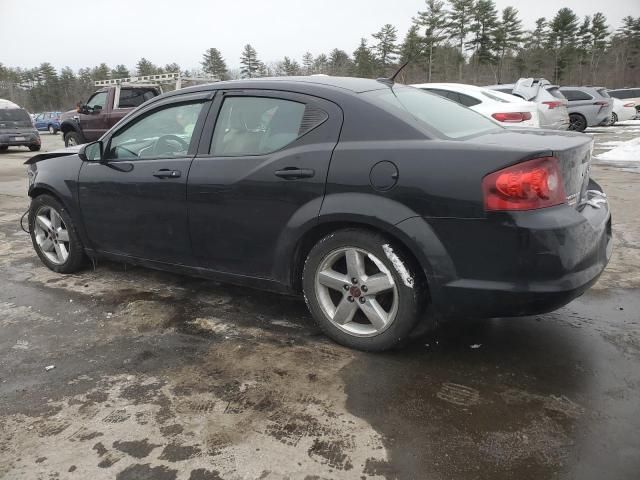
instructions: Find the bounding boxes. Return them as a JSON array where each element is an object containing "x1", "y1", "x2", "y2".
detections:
[
  {"x1": 48, "y1": 125, "x2": 58, "y2": 135},
  {"x1": 29, "y1": 194, "x2": 86, "y2": 274},
  {"x1": 64, "y1": 131, "x2": 83, "y2": 147},
  {"x1": 611, "y1": 112, "x2": 618, "y2": 126},
  {"x1": 303, "y1": 228, "x2": 425, "y2": 352},
  {"x1": 569, "y1": 113, "x2": 587, "y2": 132},
  {"x1": 29, "y1": 145, "x2": 41, "y2": 152},
  {"x1": 0, "y1": 146, "x2": 7, "y2": 152}
]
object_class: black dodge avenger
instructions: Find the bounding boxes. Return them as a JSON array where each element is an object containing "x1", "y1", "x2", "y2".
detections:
[{"x1": 25, "y1": 76, "x2": 612, "y2": 351}]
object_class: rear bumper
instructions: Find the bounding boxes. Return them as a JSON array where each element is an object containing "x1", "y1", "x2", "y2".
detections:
[
  {"x1": 399, "y1": 183, "x2": 612, "y2": 318},
  {"x1": 0, "y1": 132, "x2": 40, "y2": 147}
]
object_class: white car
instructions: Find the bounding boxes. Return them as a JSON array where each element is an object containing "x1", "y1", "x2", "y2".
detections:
[
  {"x1": 411, "y1": 83, "x2": 540, "y2": 128},
  {"x1": 610, "y1": 97, "x2": 637, "y2": 125}
]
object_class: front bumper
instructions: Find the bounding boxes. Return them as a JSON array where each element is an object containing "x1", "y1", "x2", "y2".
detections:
[
  {"x1": 399, "y1": 183, "x2": 612, "y2": 318},
  {"x1": 0, "y1": 132, "x2": 41, "y2": 147}
]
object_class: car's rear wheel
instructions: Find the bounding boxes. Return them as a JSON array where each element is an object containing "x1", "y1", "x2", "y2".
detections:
[
  {"x1": 48, "y1": 125, "x2": 57, "y2": 134},
  {"x1": 29, "y1": 195, "x2": 86, "y2": 273},
  {"x1": 64, "y1": 131, "x2": 83, "y2": 147},
  {"x1": 0, "y1": 146, "x2": 7, "y2": 152},
  {"x1": 569, "y1": 113, "x2": 587, "y2": 132},
  {"x1": 303, "y1": 229, "x2": 423, "y2": 351},
  {"x1": 611, "y1": 112, "x2": 618, "y2": 125},
  {"x1": 29, "y1": 145, "x2": 41, "y2": 151}
]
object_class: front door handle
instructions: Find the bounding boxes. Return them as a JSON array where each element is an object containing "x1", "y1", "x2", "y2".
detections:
[
  {"x1": 274, "y1": 167, "x2": 315, "y2": 180},
  {"x1": 153, "y1": 169, "x2": 181, "y2": 179}
]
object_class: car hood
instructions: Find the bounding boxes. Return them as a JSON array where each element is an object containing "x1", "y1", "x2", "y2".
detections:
[{"x1": 24, "y1": 146, "x2": 81, "y2": 165}]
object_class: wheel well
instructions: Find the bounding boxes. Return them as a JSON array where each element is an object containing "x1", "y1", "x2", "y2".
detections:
[
  {"x1": 29, "y1": 187, "x2": 65, "y2": 207},
  {"x1": 60, "y1": 123, "x2": 77, "y2": 135},
  {"x1": 291, "y1": 221, "x2": 428, "y2": 293}
]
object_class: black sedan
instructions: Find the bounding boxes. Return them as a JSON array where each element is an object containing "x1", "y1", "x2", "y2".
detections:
[{"x1": 25, "y1": 76, "x2": 612, "y2": 351}]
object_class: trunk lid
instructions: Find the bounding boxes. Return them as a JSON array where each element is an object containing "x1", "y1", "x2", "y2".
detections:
[{"x1": 471, "y1": 129, "x2": 592, "y2": 209}]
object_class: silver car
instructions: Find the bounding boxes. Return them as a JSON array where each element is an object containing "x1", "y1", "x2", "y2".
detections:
[
  {"x1": 559, "y1": 86, "x2": 613, "y2": 132},
  {"x1": 486, "y1": 78, "x2": 570, "y2": 130}
]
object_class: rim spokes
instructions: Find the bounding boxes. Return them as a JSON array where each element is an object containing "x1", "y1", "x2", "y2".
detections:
[
  {"x1": 345, "y1": 249, "x2": 365, "y2": 279},
  {"x1": 333, "y1": 296, "x2": 358, "y2": 325},
  {"x1": 316, "y1": 247, "x2": 398, "y2": 336},
  {"x1": 34, "y1": 206, "x2": 70, "y2": 265},
  {"x1": 365, "y1": 272, "x2": 394, "y2": 295},
  {"x1": 36, "y1": 215, "x2": 52, "y2": 231},
  {"x1": 359, "y1": 299, "x2": 389, "y2": 330},
  {"x1": 318, "y1": 269, "x2": 349, "y2": 292}
]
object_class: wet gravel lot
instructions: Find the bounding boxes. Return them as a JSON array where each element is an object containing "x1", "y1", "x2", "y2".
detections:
[{"x1": 1, "y1": 130, "x2": 639, "y2": 479}]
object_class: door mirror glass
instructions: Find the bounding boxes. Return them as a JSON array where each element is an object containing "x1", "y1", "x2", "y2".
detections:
[{"x1": 79, "y1": 141, "x2": 103, "y2": 162}]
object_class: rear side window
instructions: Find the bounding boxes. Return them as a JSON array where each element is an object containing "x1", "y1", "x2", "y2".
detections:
[
  {"x1": 458, "y1": 92, "x2": 482, "y2": 107},
  {"x1": 562, "y1": 90, "x2": 592, "y2": 101},
  {"x1": 423, "y1": 89, "x2": 481, "y2": 107},
  {"x1": 210, "y1": 97, "x2": 308, "y2": 156},
  {"x1": 596, "y1": 88, "x2": 610, "y2": 98},
  {"x1": 366, "y1": 87, "x2": 501, "y2": 139},
  {"x1": 119, "y1": 88, "x2": 158, "y2": 108}
]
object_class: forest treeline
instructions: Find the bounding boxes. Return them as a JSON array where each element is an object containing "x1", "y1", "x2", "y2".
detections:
[{"x1": 1, "y1": 0, "x2": 639, "y2": 112}]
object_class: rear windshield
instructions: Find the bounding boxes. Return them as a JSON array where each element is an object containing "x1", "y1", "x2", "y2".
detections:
[
  {"x1": 364, "y1": 87, "x2": 501, "y2": 139},
  {"x1": 0, "y1": 108, "x2": 32, "y2": 127}
]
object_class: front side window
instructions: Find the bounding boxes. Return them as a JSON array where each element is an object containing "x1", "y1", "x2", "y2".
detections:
[
  {"x1": 368, "y1": 87, "x2": 501, "y2": 139},
  {"x1": 87, "y1": 92, "x2": 108, "y2": 110},
  {"x1": 210, "y1": 97, "x2": 306, "y2": 156},
  {"x1": 106, "y1": 102, "x2": 204, "y2": 160}
]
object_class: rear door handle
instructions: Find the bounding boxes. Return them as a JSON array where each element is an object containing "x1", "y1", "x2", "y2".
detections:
[
  {"x1": 153, "y1": 169, "x2": 181, "y2": 179},
  {"x1": 274, "y1": 168, "x2": 315, "y2": 179}
]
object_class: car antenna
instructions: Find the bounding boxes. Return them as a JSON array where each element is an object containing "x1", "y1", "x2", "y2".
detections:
[{"x1": 377, "y1": 52, "x2": 420, "y2": 85}]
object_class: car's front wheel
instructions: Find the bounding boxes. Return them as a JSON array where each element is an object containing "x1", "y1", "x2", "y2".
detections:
[
  {"x1": 303, "y1": 229, "x2": 424, "y2": 351},
  {"x1": 29, "y1": 194, "x2": 86, "y2": 273},
  {"x1": 64, "y1": 131, "x2": 83, "y2": 147}
]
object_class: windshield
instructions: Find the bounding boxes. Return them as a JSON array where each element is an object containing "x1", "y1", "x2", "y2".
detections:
[
  {"x1": 365, "y1": 86, "x2": 501, "y2": 139},
  {"x1": 0, "y1": 108, "x2": 33, "y2": 128}
]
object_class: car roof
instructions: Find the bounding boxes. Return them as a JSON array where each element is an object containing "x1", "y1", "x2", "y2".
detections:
[{"x1": 163, "y1": 76, "x2": 390, "y2": 98}]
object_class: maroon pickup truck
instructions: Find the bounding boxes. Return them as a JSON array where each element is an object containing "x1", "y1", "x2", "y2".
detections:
[{"x1": 59, "y1": 85, "x2": 161, "y2": 147}]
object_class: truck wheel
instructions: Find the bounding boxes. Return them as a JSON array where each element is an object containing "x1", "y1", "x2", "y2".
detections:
[{"x1": 64, "y1": 131, "x2": 83, "y2": 147}]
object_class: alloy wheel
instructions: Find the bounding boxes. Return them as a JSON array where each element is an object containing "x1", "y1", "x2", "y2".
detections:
[
  {"x1": 33, "y1": 206, "x2": 70, "y2": 265},
  {"x1": 67, "y1": 136, "x2": 77, "y2": 146},
  {"x1": 314, "y1": 247, "x2": 398, "y2": 337}
]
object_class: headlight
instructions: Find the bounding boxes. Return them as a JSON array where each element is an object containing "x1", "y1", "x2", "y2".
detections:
[{"x1": 27, "y1": 167, "x2": 36, "y2": 187}]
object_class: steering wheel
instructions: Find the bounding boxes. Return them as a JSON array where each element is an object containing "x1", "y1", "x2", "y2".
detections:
[{"x1": 152, "y1": 134, "x2": 189, "y2": 156}]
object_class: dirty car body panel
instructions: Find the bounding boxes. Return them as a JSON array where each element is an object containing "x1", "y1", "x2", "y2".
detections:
[{"x1": 26, "y1": 76, "x2": 612, "y2": 323}]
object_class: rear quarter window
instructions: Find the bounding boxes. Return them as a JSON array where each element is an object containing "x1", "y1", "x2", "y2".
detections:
[
  {"x1": 561, "y1": 90, "x2": 593, "y2": 101},
  {"x1": 596, "y1": 88, "x2": 610, "y2": 98},
  {"x1": 546, "y1": 87, "x2": 566, "y2": 100}
]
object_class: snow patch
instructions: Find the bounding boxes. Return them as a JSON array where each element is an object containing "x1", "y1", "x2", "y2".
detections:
[
  {"x1": 382, "y1": 244, "x2": 414, "y2": 288},
  {"x1": 596, "y1": 136, "x2": 640, "y2": 162}
]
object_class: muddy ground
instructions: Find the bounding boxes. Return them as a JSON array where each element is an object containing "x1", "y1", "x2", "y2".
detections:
[{"x1": 1, "y1": 130, "x2": 639, "y2": 480}]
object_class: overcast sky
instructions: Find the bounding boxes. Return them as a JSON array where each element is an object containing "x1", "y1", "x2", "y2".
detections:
[{"x1": 1, "y1": 0, "x2": 638, "y2": 72}]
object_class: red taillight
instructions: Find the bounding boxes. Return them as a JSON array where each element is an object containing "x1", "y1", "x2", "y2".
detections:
[
  {"x1": 542, "y1": 101, "x2": 563, "y2": 109},
  {"x1": 491, "y1": 112, "x2": 532, "y2": 123},
  {"x1": 624, "y1": 102, "x2": 635, "y2": 108},
  {"x1": 482, "y1": 157, "x2": 566, "y2": 211}
]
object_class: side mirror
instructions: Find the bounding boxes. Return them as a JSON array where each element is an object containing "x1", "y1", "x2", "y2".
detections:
[
  {"x1": 92, "y1": 105, "x2": 103, "y2": 114},
  {"x1": 79, "y1": 140, "x2": 104, "y2": 162}
]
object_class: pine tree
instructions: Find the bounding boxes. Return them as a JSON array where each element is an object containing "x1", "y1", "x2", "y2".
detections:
[
  {"x1": 92, "y1": 63, "x2": 111, "y2": 81},
  {"x1": 466, "y1": 0, "x2": 499, "y2": 81},
  {"x1": 493, "y1": 6, "x2": 523, "y2": 83},
  {"x1": 111, "y1": 65, "x2": 130, "y2": 79},
  {"x1": 313, "y1": 54, "x2": 329, "y2": 74},
  {"x1": 416, "y1": 0, "x2": 448, "y2": 82},
  {"x1": 372, "y1": 24, "x2": 399, "y2": 74},
  {"x1": 240, "y1": 44, "x2": 261, "y2": 78},
  {"x1": 201, "y1": 48, "x2": 229, "y2": 79},
  {"x1": 328, "y1": 49, "x2": 352, "y2": 76},
  {"x1": 548, "y1": 8, "x2": 579, "y2": 83},
  {"x1": 446, "y1": 0, "x2": 475, "y2": 80},
  {"x1": 280, "y1": 57, "x2": 301, "y2": 76},
  {"x1": 590, "y1": 13, "x2": 609, "y2": 84},
  {"x1": 352, "y1": 39, "x2": 376, "y2": 78},
  {"x1": 136, "y1": 58, "x2": 158, "y2": 76},
  {"x1": 164, "y1": 63, "x2": 181, "y2": 74},
  {"x1": 302, "y1": 52, "x2": 314, "y2": 74}
]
